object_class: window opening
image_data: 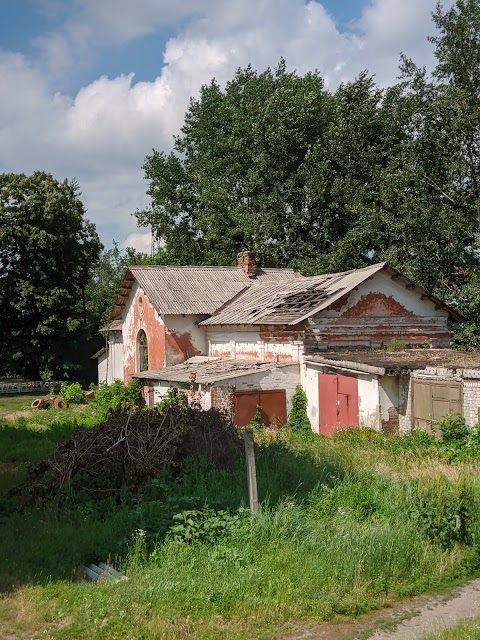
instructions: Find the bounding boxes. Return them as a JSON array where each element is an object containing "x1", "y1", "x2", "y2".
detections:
[{"x1": 138, "y1": 329, "x2": 149, "y2": 372}]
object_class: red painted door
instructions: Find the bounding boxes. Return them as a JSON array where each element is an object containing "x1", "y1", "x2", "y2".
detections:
[
  {"x1": 234, "y1": 390, "x2": 287, "y2": 427},
  {"x1": 318, "y1": 373, "x2": 359, "y2": 435}
]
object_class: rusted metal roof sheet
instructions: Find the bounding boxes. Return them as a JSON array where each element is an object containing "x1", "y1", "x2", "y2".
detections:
[
  {"x1": 133, "y1": 359, "x2": 297, "y2": 384},
  {"x1": 111, "y1": 266, "x2": 302, "y2": 319}
]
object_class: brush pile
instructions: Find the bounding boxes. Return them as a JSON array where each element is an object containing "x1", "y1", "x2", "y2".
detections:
[{"x1": 13, "y1": 406, "x2": 242, "y2": 506}]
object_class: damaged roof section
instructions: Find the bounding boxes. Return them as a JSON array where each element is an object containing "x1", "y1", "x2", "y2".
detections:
[
  {"x1": 133, "y1": 359, "x2": 297, "y2": 384},
  {"x1": 305, "y1": 350, "x2": 480, "y2": 376},
  {"x1": 201, "y1": 262, "x2": 464, "y2": 326}
]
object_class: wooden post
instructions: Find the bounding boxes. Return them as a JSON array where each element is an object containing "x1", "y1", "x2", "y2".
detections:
[{"x1": 243, "y1": 427, "x2": 258, "y2": 513}]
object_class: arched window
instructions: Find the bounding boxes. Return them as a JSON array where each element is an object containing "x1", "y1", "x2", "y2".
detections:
[{"x1": 137, "y1": 329, "x2": 149, "y2": 372}]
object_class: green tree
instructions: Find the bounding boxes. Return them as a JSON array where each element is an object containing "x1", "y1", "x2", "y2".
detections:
[
  {"x1": 137, "y1": 60, "x2": 333, "y2": 267},
  {"x1": 287, "y1": 386, "x2": 311, "y2": 433},
  {"x1": 135, "y1": 1, "x2": 480, "y2": 342},
  {"x1": 0, "y1": 172, "x2": 102, "y2": 379}
]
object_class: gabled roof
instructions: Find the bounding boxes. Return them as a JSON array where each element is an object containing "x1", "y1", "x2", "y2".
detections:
[
  {"x1": 132, "y1": 358, "x2": 297, "y2": 384},
  {"x1": 200, "y1": 262, "x2": 464, "y2": 326},
  {"x1": 111, "y1": 265, "x2": 302, "y2": 319}
]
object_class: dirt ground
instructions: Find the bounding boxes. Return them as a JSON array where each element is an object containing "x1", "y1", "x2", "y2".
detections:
[{"x1": 285, "y1": 577, "x2": 480, "y2": 639}]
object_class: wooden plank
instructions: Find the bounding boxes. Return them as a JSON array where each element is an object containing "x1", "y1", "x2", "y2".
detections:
[{"x1": 243, "y1": 428, "x2": 258, "y2": 513}]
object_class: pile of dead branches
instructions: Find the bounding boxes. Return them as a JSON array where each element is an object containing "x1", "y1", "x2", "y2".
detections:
[{"x1": 13, "y1": 406, "x2": 242, "y2": 507}]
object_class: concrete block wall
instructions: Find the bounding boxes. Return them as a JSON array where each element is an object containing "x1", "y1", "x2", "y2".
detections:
[{"x1": 463, "y1": 381, "x2": 480, "y2": 426}]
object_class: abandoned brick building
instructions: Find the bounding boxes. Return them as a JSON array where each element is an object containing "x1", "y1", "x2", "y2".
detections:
[{"x1": 94, "y1": 251, "x2": 480, "y2": 434}]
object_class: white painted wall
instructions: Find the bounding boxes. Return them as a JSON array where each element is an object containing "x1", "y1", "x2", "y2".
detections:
[
  {"x1": 207, "y1": 326, "x2": 303, "y2": 363},
  {"x1": 358, "y1": 375, "x2": 380, "y2": 429},
  {"x1": 322, "y1": 271, "x2": 450, "y2": 319},
  {"x1": 98, "y1": 333, "x2": 124, "y2": 385},
  {"x1": 165, "y1": 314, "x2": 209, "y2": 355},
  {"x1": 304, "y1": 361, "x2": 321, "y2": 433},
  {"x1": 98, "y1": 351, "x2": 108, "y2": 385},
  {"x1": 308, "y1": 270, "x2": 451, "y2": 351}
]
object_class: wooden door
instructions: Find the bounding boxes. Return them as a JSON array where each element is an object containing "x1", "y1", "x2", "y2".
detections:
[
  {"x1": 412, "y1": 380, "x2": 462, "y2": 432},
  {"x1": 318, "y1": 372, "x2": 359, "y2": 435}
]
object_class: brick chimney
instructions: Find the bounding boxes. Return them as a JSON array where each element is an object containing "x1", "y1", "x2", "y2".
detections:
[{"x1": 237, "y1": 251, "x2": 257, "y2": 278}]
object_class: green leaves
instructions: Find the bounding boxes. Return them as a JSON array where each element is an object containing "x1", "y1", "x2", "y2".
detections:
[{"x1": 0, "y1": 171, "x2": 102, "y2": 379}]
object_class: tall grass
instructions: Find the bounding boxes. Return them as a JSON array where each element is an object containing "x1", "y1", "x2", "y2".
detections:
[{"x1": 3, "y1": 420, "x2": 480, "y2": 638}]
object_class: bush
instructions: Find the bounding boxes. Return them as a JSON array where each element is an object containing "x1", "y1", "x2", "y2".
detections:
[
  {"x1": 60, "y1": 381, "x2": 84, "y2": 405},
  {"x1": 287, "y1": 385, "x2": 311, "y2": 433},
  {"x1": 91, "y1": 379, "x2": 144, "y2": 414},
  {"x1": 165, "y1": 507, "x2": 250, "y2": 545},
  {"x1": 436, "y1": 413, "x2": 469, "y2": 461},
  {"x1": 386, "y1": 337, "x2": 406, "y2": 352},
  {"x1": 410, "y1": 475, "x2": 474, "y2": 548}
]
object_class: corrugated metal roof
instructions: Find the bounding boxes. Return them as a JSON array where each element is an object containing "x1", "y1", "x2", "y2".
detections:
[
  {"x1": 133, "y1": 359, "x2": 297, "y2": 384},
  {"x1": 111, "y1": 265, "x2": 302, "y2": 319},
  {"x1": 200, "y1": 262, "x2": 464, "y2": 326},
  {"x1": 200, "y1": 276, "x2": 330, "y2": 325},
  {"x1": 100, "y1": 319, "x2": 122, "y2": 332},
  {"x1": 201, "y1": 263, "x2": 387, "y2": 326}
]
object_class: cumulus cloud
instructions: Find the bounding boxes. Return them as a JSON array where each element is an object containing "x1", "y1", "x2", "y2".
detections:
[
  {"x1": 0, "y1": 0, "x2": 453, "y2": 246},
  {"x1": 123, "y1": 231, "x2": 153, "y2": 253}
]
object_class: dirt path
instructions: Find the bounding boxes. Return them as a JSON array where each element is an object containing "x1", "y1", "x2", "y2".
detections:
[
  {"x1": 286, "y1": 577, "x2": 480, "y2": 640},
  {"x1": 366, "y1": 578, "x2": 480, "y2": 639}
]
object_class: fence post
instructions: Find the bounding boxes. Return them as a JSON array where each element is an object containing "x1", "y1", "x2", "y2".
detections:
[{"x1": 243, "y1": 427, "x2": 258, "y2": 513}]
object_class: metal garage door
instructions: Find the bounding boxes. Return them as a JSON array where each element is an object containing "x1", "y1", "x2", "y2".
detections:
[
  {"x1": 412, "y1": 379, "x2": 462, "y2": 432},
  {"x1": 234, "y1": 390, "x2": 287, "y2": 427},
  {"x1": 318, "y1": 372, "x2": 359, "y2": 436}
]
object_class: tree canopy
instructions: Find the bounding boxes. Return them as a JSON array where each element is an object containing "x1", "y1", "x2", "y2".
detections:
[
  {"x1": 0, "y1": 171, "x2": 102, "y2": 379},
  {"x1": 136, "y1": 0, "x2": 480, "y2": 348}
]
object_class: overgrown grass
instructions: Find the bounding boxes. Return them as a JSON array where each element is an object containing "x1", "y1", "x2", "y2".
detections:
[
  {"x1": 422, "y1": 617, "x2": 480, "y2": 639},
  {"x1": 3, "y1": 414, "x2": 480, "y2": 638}
]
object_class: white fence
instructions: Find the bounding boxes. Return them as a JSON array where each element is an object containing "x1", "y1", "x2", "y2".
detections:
[{"x1": 0, "y1": 381, "x2": 61, "y2": 395}]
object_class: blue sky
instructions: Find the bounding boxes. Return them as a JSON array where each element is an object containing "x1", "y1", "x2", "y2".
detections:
[{"x1": 0, "y1": 0, "x2": 452, "y2": 251}]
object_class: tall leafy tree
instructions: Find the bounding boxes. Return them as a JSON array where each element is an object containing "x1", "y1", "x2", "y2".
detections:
[
  {"x1": 0, "y1": 172, "x2": 102, "y2": 379},
  {"x1": 137, "y1": 60, "x2": 333, "y2": 266},
  {"x1": 136, "y1": 1, "x2": 480, "y2": 345}
]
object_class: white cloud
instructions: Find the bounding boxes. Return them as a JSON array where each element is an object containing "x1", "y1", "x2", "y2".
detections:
[
  {"x1": 0, "y1": 0, "x2": 453, "y2": 246},
  {"x1": 123, "y1": 231, "x2": 153, "y2": 253}
]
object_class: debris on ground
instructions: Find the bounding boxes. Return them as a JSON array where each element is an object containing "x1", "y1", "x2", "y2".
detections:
[
  {"x1": 83, "y1": 562, "x2": 127, "y2": 583},
  {"x1": 11, "y1": 406, "x2": 242, "y2": 506},
  {"x1": 31, "y1": 394, "x2": 68, "y2": 410}
]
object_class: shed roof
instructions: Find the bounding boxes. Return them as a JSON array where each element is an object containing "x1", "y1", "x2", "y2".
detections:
[
  {"x1": 305, "y1": 350, "x2": 480, "y2": 376},
  {"x1": 132, "y1": 359, "x2": 297, "y2": 384},
  {"x1": 111, "y1": 265, "x2": 302, "y2": 319}
]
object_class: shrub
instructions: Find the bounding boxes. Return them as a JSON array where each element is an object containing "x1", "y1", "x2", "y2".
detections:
[
  {"x1": 165, "y1": 507, "x2": 250, "y2": 545},
  {"x1": 60, "y1": 381, "x2": 84, "y2": 405},
  {"x1": 410, "y1": 475, "x2": 474, "y2": 548},
  {"x1": 287, "y1": 385, "x2": 311, "y2": 433},
  {"x1": 386, "y1": 337, "x2": 406, "y2": 352},
  {"x1": 91, "y1": 379, "x2": 143, "y2": 414},
  {"x1": 247, "y1": 405, "x2": 264, "y2": 430},
  {"x1": 157, "y1": 387, "x2": 188, "y2": 412},
  {"x1": 436, "y1": 413, "x2": 469, "y2": 461}
]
